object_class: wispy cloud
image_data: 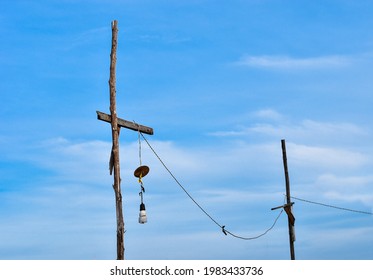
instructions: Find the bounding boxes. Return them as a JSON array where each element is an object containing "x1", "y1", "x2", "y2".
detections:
[
  {"x1": 62, "y1": 26, "x2": 109, "y2": 51},
  {"x1": 3, "y1": 125, "x2": 373, "y2": 259},
  {"x1": 208, "y1": 110, "x2": 373, "y2": 209},
  {"x1": 289, "y1": 143, "x2": 368, "y2": 170},
  {"x1": 236, "y1": 54, "x2": 353, "y2": 70},
  {"x1": 314, "y1": 173, "x2": 373, "y2": 205},
  {"x1": 252, "y1": 109, "x2": 285, "y2": 121},
  {"x1": 210, "y1": 109, "x2": 368, "y2": 145},
  {"x1": 249, "y1": 120, "x2": 368, "y2": 146}
]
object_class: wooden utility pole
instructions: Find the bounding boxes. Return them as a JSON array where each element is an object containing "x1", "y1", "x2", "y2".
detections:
[
  {"x1": 281, "y1": 139, "x2": 296, "y2": 260},
  {"x1": 97, "y1": 20, "x2": 154, "y2": 260}
]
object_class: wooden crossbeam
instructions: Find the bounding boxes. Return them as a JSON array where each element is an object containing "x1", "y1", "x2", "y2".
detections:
[{"x1": 96, "y1": 111, "x2": 154, "y2": 135}]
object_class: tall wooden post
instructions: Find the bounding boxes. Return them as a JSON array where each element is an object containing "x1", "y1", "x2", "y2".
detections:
[
  {"x1": 97, "y1": 20, "x2": 154, "y2": 260},
  {"x1": 109, "y1": 20, "x2": 125, "y2": 260},
  {"x1": 281, "y1": 139, "x2": 295, "y2": 260}
]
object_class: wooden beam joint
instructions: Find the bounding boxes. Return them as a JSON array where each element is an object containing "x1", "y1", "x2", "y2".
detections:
[{"x1": 97, "y1": 111, "x2": 154, "y2": 135}]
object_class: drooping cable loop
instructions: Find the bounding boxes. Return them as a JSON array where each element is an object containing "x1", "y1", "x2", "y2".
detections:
[
  {"x1": 139, "y1": 131, "x2": 283, "y2": 240},
  {"x1": 224, "y1": 209, "x2": 284, "y2": 240}
]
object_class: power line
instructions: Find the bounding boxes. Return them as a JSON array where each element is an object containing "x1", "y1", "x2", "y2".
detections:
[
  {"x1": 140, "y1": 132, "x2": 283, "y2": 240},
  {"x1": 224, "y1": 209, "x2": 284, "y2": 240},
  {"x1": 291, "y1": 196, "x2": 373, "y2": 215},
  {"x1": 140, "y1": 133, "x2": 222, "y2": 228}
]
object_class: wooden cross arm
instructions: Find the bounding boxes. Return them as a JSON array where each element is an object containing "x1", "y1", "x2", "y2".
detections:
[{"x1": 96, "y1": 111, "x2": 154, "y2": 135}]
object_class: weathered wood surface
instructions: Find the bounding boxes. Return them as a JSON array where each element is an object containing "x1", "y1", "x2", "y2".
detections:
[
  {"x1": 108, "y1": 20, "x2": 125, "y2": 260},
  {"x1": 281, "y1": 139, "x2": 296, "y2": 260},
  {"x1": 97, "y1": 20, "x2": 154, "y2": 260},
  {"x1": 97, "y1": 111, "x2": 154, "y2": 135}
]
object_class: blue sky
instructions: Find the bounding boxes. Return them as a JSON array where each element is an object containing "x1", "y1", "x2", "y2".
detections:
[{"x1": 1, "y1": 0, "x2": 373, "y2": 260}]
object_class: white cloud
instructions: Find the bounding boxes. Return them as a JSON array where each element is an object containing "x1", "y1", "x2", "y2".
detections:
[
  {"x1": 314, "y1": 173, "x2": 373, "y2": 206},
  {"x1": 253, "y1": 109, "x2": 285, "y2": 121},
  {"x1": 30, "y1": 138, "x2": 112, "y2": 184},
  {"x1": 3, "y1": 118, "x2": 373, "y2": 259},
  {"x1": 251, "y1": 120, "x2": 366, "y2": 141},
  {"x1": 208, "y1": 110, "x2": 373, "y2": 214},
  {"x1": 316, "y1": 173, "x2": 373, "y2": 189},
  {"x1": 210, "y1": 109, "x2": 369, "y2": 146},
  {"x1": 133, "y1": 33, "x2": 192, "y2": 45},
  {"x1": 62, "y1": 26, "x2": 109, "y2": 51},
  {"x1": 297, "y1": 226, "x2": 373, "y2": 259},
  {"x1": 236, "y1": 54, "x2": 353, "y2": 70},
  {"x1": 198, "y1": 189, "x2": 283, "y2": 205},
  {"x1": 288, "y1": 143, "x2": 368, "y2": 170}
]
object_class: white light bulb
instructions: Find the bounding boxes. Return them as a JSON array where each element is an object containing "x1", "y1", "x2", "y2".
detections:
[{"x1": 139, "y1": 203, "x2": 147, "y2": 224}]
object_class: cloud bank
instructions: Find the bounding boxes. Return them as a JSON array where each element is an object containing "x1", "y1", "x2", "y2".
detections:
[{"x1": 236, "y1": 54, "x2": 354, "y2": 70}]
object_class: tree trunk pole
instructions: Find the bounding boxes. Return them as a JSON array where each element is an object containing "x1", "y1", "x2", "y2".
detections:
[
  {"x1": 281, "y1": 139, "x2": 295, "y2": 260},
  {"x1": 109, "y1": 20, "x2": 125, "y2": 260}
]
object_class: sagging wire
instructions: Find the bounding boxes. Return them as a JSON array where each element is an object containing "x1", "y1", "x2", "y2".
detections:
[
  {"x1": 139, "y1": 131, "x2": 284, "y2": 240},
  {"x1": 223, "y1": 209, "x2": 284, "y2": 240}
]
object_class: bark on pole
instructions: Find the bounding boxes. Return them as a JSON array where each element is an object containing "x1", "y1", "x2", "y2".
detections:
[
  {"x1": 109, "y1": 20, "x2": 125, "y2": 260},
  {"x1": 281, "y1": 139, "x2": 295, "y2": 260}
]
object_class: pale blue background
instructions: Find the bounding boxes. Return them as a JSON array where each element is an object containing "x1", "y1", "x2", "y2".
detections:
[{"x1": 1, "y1": 0, "x2": 373, "y2": 259}]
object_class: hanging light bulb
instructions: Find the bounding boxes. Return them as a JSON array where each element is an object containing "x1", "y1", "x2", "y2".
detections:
[
  {"x1": 139, "y1": 202, "x2": 147, "y2": 224},
  {"x1": 135, "y1": 165, "x2": 149, "y2": 224},
  {"x1": 135, "y1": 131, "x2": 149, "y2": 224}
]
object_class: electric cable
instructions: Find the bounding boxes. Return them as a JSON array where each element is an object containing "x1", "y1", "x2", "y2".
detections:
[
  {"x1": 139, "y1": 132, "x2": 284, "y2": 240},
  {"x1": 224, "y1": 209, "x2": 284, "y2": 240},
  {"x1": 291, "y1": 196, "x2": 373, "y2": 215},
  {"x1": 135, "y1": 120, "x2": 142, "y2": 166}
]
